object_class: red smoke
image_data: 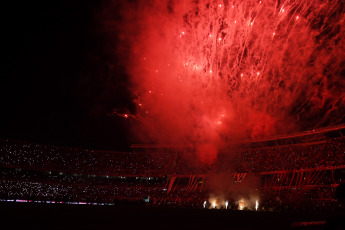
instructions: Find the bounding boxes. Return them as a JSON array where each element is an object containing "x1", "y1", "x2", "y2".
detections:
[{"x1": 105, "y1": 0, "x2": 345, "y2": 162}]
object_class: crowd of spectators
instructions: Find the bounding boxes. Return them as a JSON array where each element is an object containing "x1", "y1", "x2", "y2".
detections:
[
  {"x1": 0, "y1": 138, "x2": 178, "y2": 176},
  {"x1": 1, "y1": 137, "x2": 344, "y2": 176},
  {"x1": 0, "y1": 167, "x2": 167, "y2": 204},
  {"x1": 235, "y1": 138, "x2": 345, "y2": 173},
  {"x1": 259, "y1": 186, "x2": 344, "y2": 214}
]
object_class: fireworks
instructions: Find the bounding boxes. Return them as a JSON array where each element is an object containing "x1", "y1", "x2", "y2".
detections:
[{"x1": 115, "y1": 0, "x2": 345, "y2": 155}]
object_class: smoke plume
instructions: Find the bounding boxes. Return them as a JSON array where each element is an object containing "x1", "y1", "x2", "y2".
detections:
[{"x1": 99, "y1": 0, "x2": 345, "y2": 164}]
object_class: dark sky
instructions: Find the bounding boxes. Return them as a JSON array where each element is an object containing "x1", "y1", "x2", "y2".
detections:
[{"x1": 1, "y1": 1, "x2": 133, "y2": 151}]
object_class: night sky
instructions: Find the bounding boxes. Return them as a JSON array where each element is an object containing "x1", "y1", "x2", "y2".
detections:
[{"x1": 1, "y1": 1, "x2": 133, "y2": 151}]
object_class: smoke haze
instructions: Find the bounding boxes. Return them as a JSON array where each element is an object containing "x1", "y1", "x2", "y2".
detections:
[{"x1": 109, "y1": 0, "x2": 345, "y2": 149}]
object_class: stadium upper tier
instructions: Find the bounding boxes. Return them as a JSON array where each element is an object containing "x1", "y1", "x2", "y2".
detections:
[{"x1": 1, "y1": 125, "x2": 345, "y2": 176}]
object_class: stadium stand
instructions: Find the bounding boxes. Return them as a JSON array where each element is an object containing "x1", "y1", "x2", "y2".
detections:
[{"x1": 0, "y1": 125, "x2": 345, "y2": 213}]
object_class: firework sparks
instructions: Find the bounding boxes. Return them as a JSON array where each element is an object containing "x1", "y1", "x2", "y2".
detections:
[{"x1": 112, "y1": 0, "x2": 345, "y2": 159}]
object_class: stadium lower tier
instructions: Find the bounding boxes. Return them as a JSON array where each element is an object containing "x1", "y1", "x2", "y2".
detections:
[{"x1": 0, "y1": 166, "x2": 344, "y2": 214}]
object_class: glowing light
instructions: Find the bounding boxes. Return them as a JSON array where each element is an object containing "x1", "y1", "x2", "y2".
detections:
[
  {"x1": 218, "y1": 4, "x2": 222, "y2": 8},
  {"x1": 240, "y1": 73, "x2": 244, "y2": 77},
  {"x1": 234, "y1": 20, "x2": 237, "y2": 23},
  {"x1": 148, "y1": 90, "x2": 152, "y2": 93},
  {"x1": 209, "y1": 70, "x2": 212, "y2": 74},
  {"x1": 255, "y1": 200, "x2": 259, "y2": 211},
  {"x1": 124, "y1": 114, "x2": 128, "y2": 118},
  {"x1": 138, "y1": 103, "x2": 142, "y2": 106},
  {"x1": 203, "y1": 201, "x2": 207, "y2": 208},
  {"x1": 212, "y1": 201, "x2": 216, "y2": 209},
  {"x1": 217, "y1": 121, "x2": 222, "y2": 125},
  {"x1": 218, "y1": 37, "x2": 222, "y2": 41},
  {"x1": 209, "y1": 34, "x2": 212, "y2": 37},
  {"x1": 232, "y1": 5, "x2": 234, "y2": 8},
  {"x1": 238, "y1": 200, "x2": 244, "y2": 210},
  {"x1": 225, "y1": 201, "x2": 229, "y2": 209},
  {"x1": 221, "y1": 114, "x2": 225, "y2": 117},
  {"x1": 155, "y1": 69, "x2": 159, "y2": 73},
  {"x1": 259, "y1": 1, "x2": 262, "y2": 3},
  {"x1": 257, "y1": 72, "x2": 260, "y2": 76},
  {"x1": 296, "y1": 16, "x2": 299, "y2": 20},
  {"x1": 273, "y1": 32, "x2": 275, "y2": 36},
  {"x1": 182, "y1": 31, "x2": 185, "y2": 35}
]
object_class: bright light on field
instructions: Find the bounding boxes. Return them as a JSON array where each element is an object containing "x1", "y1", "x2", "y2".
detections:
[
  {"x1": 212, "y1": 201, "x2": 216, "y2": 209},
  {"x1": 238, "y1": 200, "x2": 244, "y2": 210}
]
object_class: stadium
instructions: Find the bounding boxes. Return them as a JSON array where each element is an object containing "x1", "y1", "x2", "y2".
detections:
[
  {"x1": 2, "y1": 0, "x2": 345, "y2": 229},
  {"x1": 1, "y1": 125, "x2": 345, "y2": 229}
]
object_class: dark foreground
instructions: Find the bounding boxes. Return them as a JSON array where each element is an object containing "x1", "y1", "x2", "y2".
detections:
[{"x1": 0, "y1": 202, "x2": 340, "y2": 230}]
